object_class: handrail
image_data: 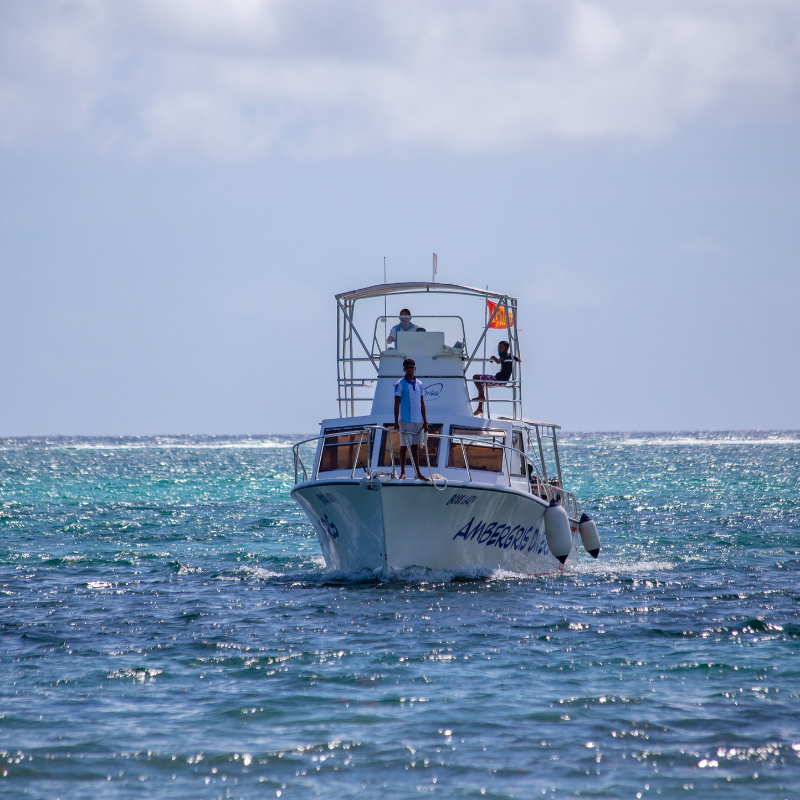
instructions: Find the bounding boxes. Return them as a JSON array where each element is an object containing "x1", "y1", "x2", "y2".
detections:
[
  {"x1": 350, "y1": 429, "x2": 368, "y2": 478},
  {"x1": 337, "y1": 298, "x2": 379, "y2": 373},
  {"x1": 291, "y1": 424, "x2": 581, "y2": 517},
  {"x1": 372, "y1": 315, "x2": 468, "y2": 357},
  {"x1": 337, "y1": 377, "x2": 523, "y2": 414},
  {"x1": 336, "y1": 357, "x2": 522, "y2": 420}
]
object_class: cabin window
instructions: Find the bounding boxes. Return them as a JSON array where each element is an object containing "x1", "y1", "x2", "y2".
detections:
[
  {"x1": 447, "y1": 427, "x2": 506, "y2": 473},
  {"x1": 511, "y1": 430, "x2": 526, "y2": 475},
  {"x1": 318, "y1": 428, "x2": 373, "y2": 473},
  {"x1": 378, "y1": 424, "x2": 442, "y2": 468}
]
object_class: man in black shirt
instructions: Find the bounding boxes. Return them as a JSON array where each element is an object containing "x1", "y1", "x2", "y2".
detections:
[{"x1": 472, "y1": 340, "x2": 520, "y2": 416}]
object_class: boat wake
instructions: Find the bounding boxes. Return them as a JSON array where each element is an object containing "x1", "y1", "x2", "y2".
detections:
[
  {"x1": 230, "y1": 562, "x2": 561, "y2": 586},
  {"x1": 226, "y1": 554, "x2": 676, "y2": 587}
]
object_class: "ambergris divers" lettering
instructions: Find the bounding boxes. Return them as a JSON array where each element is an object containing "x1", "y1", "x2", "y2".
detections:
[{"x1": 453, "y1": 517, "x2": 547, "y2": 554}]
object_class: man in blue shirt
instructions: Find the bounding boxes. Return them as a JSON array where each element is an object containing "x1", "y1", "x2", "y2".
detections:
[
  {"x1": 386, "y1": 308, "x2": 421, "y2": 347},
  {"x1": 393, "y1": 358, "x2": 430, "y2": 481}
]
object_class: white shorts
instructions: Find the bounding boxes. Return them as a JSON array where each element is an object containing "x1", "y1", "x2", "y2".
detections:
[{"x1": 398, "y1": 420, "x2": 423, "y2": 446}]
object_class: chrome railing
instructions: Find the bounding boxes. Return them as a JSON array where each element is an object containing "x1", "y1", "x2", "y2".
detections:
[
  {"x1": 336, "y1": 369, "x2": 522, "y2": 418},
  {"x1": 291, "y1": 427, "x2": 383, "y2": 483},
  {"x1": 291, "y1": 425, "x2": 581, "y2": 517}
]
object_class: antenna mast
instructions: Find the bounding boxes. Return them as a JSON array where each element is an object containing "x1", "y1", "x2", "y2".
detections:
[{"x1": 383, "y1": 257, "x2": 387, "y2": 347}]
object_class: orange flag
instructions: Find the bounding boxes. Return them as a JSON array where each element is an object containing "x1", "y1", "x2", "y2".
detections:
[{"x1": 487, "y1": 300, "x2": 514, "y2": 329}]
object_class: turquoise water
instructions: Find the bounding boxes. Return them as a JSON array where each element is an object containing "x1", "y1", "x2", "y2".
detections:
[{"x1": 1, "y1": 432, "x2": 799, "y2": 799}]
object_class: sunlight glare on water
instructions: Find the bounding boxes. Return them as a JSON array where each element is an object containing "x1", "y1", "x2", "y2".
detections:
[{"x1": 1, "y1": 432, "x2": 799, "y2": 798}]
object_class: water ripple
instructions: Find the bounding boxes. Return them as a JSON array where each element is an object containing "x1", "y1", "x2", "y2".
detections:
[{"x1": 1, "y1": 432, "x2": 799, "y2": 798}]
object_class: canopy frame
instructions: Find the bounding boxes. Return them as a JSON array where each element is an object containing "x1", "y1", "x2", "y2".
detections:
[{"x1": 336, "y1": 281, "x2": 522, "y2": 420}]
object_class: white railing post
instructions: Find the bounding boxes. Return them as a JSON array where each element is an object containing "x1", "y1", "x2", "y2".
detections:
[{"x1": 350, "y1": 429, "x2": 368, "y2": 478}]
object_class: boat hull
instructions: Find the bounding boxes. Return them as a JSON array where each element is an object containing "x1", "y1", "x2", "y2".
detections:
[{"x1": 291, "y1": 479, "x2": 580, "y2": 575}]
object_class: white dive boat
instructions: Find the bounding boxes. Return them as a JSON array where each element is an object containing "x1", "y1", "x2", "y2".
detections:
[{"x1": 290, "y1": 281, "x2": 600, "y2": 576}]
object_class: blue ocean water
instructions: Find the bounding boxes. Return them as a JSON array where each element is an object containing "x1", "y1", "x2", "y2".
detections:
[{"x1": 1, "y1": 432, "x2": 800, "y2": 799}]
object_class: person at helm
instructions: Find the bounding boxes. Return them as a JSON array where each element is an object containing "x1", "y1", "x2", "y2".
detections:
[{"x1": 386, "y1": 309, "x2": 423, "y2": 346}]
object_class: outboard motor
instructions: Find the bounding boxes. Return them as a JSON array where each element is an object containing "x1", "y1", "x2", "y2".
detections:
[
  {"x1": 579, "y1": 512, "x2": 601, "y2": 558},
  {"x1": 544, "y1": 499, "x2": 572, "y2": 564}
]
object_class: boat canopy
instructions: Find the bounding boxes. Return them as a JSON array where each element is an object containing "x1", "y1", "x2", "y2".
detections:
[{"x1": 336, "y1": 281, "x2": 513, "y2": 303}]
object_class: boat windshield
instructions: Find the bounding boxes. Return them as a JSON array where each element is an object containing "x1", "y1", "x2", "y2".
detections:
[{"x1": 371, "y1": 315, "x2": 467, "y2": 354}]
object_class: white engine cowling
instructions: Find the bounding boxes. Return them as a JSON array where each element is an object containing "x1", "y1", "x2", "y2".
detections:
[
  {"x1": 579, "y1": 513, "x2": 601, "y2": 558},
  {"x1": 544, "y1": 499, "x2": 572, "y2": 564}
]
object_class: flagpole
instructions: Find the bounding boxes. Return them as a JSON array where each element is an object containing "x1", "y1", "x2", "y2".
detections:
[
  {"x1": 483, "y1": 285, "x2": 488, "y2": 376},
  {"x1": 383, "y1": 257, "x2": 387, "y2": 347}
]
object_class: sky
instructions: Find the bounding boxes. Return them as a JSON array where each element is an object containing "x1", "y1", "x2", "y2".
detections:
[{"x1": 1, "y1": 0, "x2": 799, "y2": 435}]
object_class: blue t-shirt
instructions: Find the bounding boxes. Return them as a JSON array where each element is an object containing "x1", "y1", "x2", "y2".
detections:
[
  {"x1": 388, "y1": 321, "x2": 420, "y2": 346},
  {"x1": 394, "y1": 377, "x2": 425, "y2": 423}
]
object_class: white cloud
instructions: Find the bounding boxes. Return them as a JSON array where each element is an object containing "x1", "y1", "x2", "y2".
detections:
[{"x1": 1, "y1": 0, "x2": 799, "y2": 158}]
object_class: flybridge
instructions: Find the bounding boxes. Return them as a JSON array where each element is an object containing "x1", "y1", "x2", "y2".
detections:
[{"x1": 335, "y1": 281, "x2": 521, "y2": 420}]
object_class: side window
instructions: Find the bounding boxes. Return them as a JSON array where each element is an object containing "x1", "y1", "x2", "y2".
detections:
[
  {"x1": 511, "y1": 430, "x2": 525, "y2": 475},
  {"x1": 447, "y1": 427, "x2": 506, "y2": 473},
  {"x1": 318, "y1": 428, "x2": 372, "y2": 473},
  {"x1": 379, "y1": 424, "x2": 442, "y2": 467}
]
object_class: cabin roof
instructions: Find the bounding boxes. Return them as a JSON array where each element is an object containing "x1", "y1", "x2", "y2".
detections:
[
  {"x1": 336, "y1": 281, "x2": 515, "y2": 303},
  {"x1": 495, "y1": 416, "x2": 562, "y2": 430}
]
